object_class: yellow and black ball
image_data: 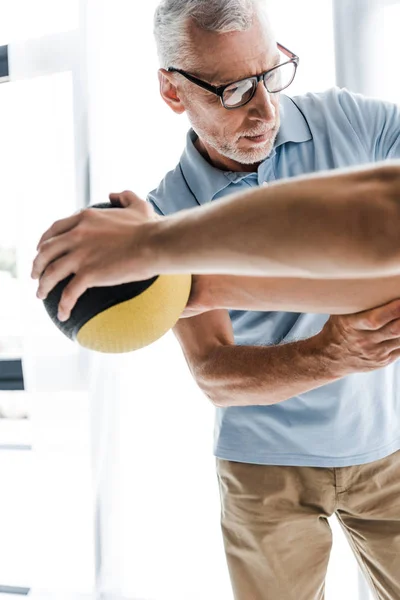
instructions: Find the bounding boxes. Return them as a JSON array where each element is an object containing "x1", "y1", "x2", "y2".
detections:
[{"x1": 41, "y1": 202, "x2": 192, "y2": 354}]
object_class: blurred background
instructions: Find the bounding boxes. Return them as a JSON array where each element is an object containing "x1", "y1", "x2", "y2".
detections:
[{"x1": 0, "y1": 1, "x2": 399, "y2": 599}]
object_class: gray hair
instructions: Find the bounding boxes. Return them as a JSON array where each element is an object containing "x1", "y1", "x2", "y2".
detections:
[{"x1": 153, "y1": 0, "x2": 270, "y2": 71}]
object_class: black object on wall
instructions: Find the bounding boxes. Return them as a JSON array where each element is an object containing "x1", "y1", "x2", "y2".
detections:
[
  {"x1": 0, "y1": 360, "x2": 24, "y2": 390},
  {"x1": 0, "y1": 45, "x2": 9, "y2": 82}
]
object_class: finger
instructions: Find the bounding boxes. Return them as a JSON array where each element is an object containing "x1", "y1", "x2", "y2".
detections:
[
  {"x1": 57, "y1": 272, "x2": 91, "y2": 322},
  {"x1": 376, "y1": 317, "x2": 400, "y2": 342},
  {"x1": 387, "y1": 347, "x2": 400, "y2": 364},
  {"x1": 109, "y1": 193, "x2": 123, "y2": 208},
  {"x1": 36, "y1": 254, "x2": 75, "y2": 300},
  {"x1": 350, "y1": 298, "x2": 400, "y2": 331},
  {"x1": 109, "y1": 191, "x2": 144, "y2": 208},
  {"x1": 380, "y1": 337, "x2": 400, "y2": 353},
  {"x1": 109, "y1": 191, "x2": 157, "y2": 222},
  {"x1": 36, "y1": 213, "x2": 82, "y2": 251},
  {"x1": 32, "y1": 232, "x2": 73, "y2": 280}
]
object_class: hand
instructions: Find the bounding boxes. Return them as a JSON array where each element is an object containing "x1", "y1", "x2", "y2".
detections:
[
  {"x1": 31, "y1": 191, "x2": 161, "y2": 322},
  {"x1": 319, "y1": 298, "x2": 400, "y2": 375}
]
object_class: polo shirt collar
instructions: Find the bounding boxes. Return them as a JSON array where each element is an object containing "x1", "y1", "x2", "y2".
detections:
[
  {"x1": 179, "y1": 93, "x2": 312, "y2": 205},
  {"x1": 275, "y1": 93, "x2": 313, "y2": 147}
]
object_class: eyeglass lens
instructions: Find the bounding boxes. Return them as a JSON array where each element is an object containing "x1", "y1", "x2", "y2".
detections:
[{"x1": 222, "y1": 62, "x2": 296, "y2": 108}]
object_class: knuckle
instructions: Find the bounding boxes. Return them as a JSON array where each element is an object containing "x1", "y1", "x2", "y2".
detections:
[
  {"x1": 365, "y1": 316, "x2": 377, "y2": 329},
  {"x1": 80, "y1": 207, "x2": 94, "y2": 221},
  {"x1": 39, "y1": 239, "x2": 51, "y2": 250},
  {"x1": 350, "y1": 315, "x2": 369, "y2": 332},
  {"x1": 44, "y1": 262, "x2": 56, "y2": 276}
]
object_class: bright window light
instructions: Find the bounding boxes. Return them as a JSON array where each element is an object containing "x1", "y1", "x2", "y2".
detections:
[
  {"x1": 0, "y1": 0, "x2": 79, "y2": 45},
  {"x1": 382, "y1": 2, "x2": 400, "y2": 103},
  {"x1": 267, "y1": 0, "x2": 336, "y2": 95}
]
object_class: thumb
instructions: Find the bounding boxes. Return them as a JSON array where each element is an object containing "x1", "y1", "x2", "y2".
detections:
[{"x1": 109, "y1": 190, "x2": 143, "y2": 208}]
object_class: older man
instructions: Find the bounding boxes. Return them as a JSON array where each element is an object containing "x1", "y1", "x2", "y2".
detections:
[{"x1": 148, "y1": 0, "x2": 400, "y2": 598}]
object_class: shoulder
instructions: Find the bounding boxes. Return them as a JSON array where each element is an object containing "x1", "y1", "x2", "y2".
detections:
[
  {"x1": 291, "y1": 86, "x2": 399, "y2": 124},
  {"x1": 288, "y1": 86, "x2": 359, "y2": 117},
  {"x1": 146, "y1": 163, "x2": 195, "y2": 216}
]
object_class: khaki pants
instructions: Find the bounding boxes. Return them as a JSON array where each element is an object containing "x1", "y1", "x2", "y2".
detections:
[{"x1": 216, "y1": 449, "x2": 400, "y2": 600}]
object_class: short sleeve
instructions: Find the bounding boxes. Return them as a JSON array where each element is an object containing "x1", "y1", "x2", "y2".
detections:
[
  {"x1": 337, "y1": 88, "x2": 400, "y2": 161},
  {"x1": 146, "y1": 196, "x2": 165, "y2": 217}
]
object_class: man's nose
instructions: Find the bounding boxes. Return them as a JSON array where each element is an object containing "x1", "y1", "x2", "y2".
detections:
[{"x1": 249, "y1": 81, "x2": 276, "y2": 120}]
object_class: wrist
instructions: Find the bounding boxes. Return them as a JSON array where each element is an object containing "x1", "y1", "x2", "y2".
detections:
[
  {"x1": 144, "y1": 216, "x2": 189, "y2": 276},
  {"x1": 309, "y1": 331, "x2": 347, "y2": 380},
  {"x1": 144, "y1": 208, "x2": 225, "y2": 276},
  {"x1": 142, "y1": 218, "x2": 173, "y2": 276}
]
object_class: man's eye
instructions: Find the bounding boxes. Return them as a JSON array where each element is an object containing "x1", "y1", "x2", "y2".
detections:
[
  {"x1": 266, "y1": 70, "x2": 279, "y2": 82},
  {"x1": 226, "y1": 85, "x2": 240, "y2": 94}
]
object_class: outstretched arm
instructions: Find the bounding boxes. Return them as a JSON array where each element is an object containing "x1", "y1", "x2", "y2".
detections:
[{"x1": 148, "y1": 162, "x2": 400, "y2": 279}]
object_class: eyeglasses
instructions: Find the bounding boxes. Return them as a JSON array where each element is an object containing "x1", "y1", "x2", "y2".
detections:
[{"x1": 167, "y1": 43, "x2": 299, "y2": 110}]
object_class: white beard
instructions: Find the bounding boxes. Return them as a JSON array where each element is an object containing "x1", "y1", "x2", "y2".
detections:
[{"x1": 187, "y1": 109, "x2": 278, "y2": 166}]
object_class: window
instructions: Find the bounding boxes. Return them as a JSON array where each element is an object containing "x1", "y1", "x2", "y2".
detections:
[
  {"x1": 0, "y1": 2, "x2": 93, "y2": 594},
  {"x1": 0, "y1": 0, "x2": 79, "y2": 45},
  {"x1": 267, "y1": 0, "x2": 336, "y2": 95}
]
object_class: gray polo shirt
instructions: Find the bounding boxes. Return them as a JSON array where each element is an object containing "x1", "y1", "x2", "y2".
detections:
[{"x1": 147, "y1": 87, "x2": 400, "y2": 467}]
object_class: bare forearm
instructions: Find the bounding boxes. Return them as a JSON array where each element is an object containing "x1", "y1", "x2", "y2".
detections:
[
  {"x1": 150, "y1": 163, "x2": 400, "y2": 279},
  {"x1": 196, "y1": 335, "x2": 343, "y2": 408},
  {"x1": 201, "y1": 273, "x2": 400, "y2": 315}
]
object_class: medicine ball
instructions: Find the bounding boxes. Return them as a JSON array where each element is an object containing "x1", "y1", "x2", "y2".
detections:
[{"x1": 41, "y1": 202, "x2": 192, "y2": 354}]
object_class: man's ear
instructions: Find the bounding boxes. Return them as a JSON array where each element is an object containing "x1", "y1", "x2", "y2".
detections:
[{"x1": 158, "y1": 69, "x2": 186, "y2": 115}]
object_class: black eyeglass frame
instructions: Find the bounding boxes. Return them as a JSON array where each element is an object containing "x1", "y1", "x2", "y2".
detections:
[{"x1": 167, "y1": 43, "x2": 299, "y2": 110}]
